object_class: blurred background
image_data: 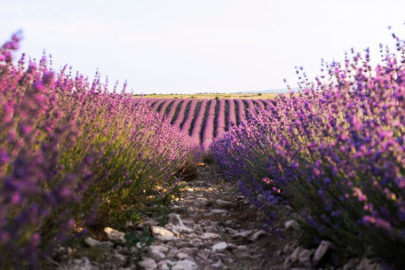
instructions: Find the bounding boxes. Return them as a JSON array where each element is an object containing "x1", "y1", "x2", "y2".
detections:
[{"x1": 1, "y1": 0, "x2": 405, "y2": 94}]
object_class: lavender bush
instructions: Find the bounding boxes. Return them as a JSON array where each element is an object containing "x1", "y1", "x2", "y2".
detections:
[
  {"x1": 211, "y1": 33, "x2": 405, "y2": 267},
  {"x1": 0, "y1": 33, "x2": 197, "y2": 268}
]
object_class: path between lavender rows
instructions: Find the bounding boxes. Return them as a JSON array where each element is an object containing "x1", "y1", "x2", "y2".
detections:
[{"x1": 57, "y1": 163, "x2": 303, "y2": 270}]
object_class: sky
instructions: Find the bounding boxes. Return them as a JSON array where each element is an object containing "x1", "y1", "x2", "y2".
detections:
[{"x1": 1, "y1": 0, "x2": 405, "y2": 94}]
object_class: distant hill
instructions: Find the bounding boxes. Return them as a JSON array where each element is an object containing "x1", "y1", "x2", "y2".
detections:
[{"x1": 238, "y1": 87, "x2": 299, "y2": 94}]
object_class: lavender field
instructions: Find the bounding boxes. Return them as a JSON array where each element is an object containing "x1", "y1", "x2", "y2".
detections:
[
  {"x1": 140, "y1": 98, "x2": 275, "y2": 149},
  {"x1": 1, "y1": 27, "x2": 405, "y2": 269}
]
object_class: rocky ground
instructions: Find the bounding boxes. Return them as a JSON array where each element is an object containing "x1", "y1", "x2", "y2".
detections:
[{"x1": 53, "y1": 163, "x2": 383, "y2": 270}]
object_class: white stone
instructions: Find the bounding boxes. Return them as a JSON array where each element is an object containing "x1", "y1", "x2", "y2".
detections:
[
  {"x1": 225, "y1": 220, "x2": 235, "y2": 225},
  {"x1": 210, "y1": 209, "x2": 229, "y2": 214},
  {"x1": 176, "y1": 252, "x2": 189, "y2": 259},
  {"x1": 104, "y1": 227, "x2": 126, "y2": 244},
  {"x1": 151, "y1": 226, "x2": 175, "y2": 237},
  {"x1": 200, "y1": 232, "x2": 221, "y2": 239},
  {"x1": 167, "y1": 214, "x2": 193, "y2": 233},
  {"x1": 152, "y1": 245, "x2": 169, "y2": 253},
  {"x1": 212, "y1": 242, "x2": 228, "y2": 252},
  {"x1": 172, "y1": 260, "x2": 198, "y2": 270},
  {"x1": 249, "y1": 230, "x2": 266, "y2": 241},
  {"x1": 313, "y1": 241, "x2": 331, "y2": 265},
  {"x1": 285, "y1": 220, "x2": 300, "y2": 230},
  {"x1": 233, "y1": 230, "x2": 252, "y2": 238},
  {"x1": 165, "y1": 224, "x2": 180, "y2": 236},
  {"x1": 298, "y1": 249, "x2": 314, "y2": 266},
  {"x1": 186, "y1": 233, "x2": 198, "y2": 238},
  {"x1": 216, "y1": 199, "x2": 232, "y2": 206},
  {"x1": 211, "y1": 260, "x2": 224, "y2": 268},
  {"x1": 148, "y1": 246, "x2": 166, "y2": 261},
  {"x1": 238, "y1": 245, "x2": 248, "y2": 250},
  {"x1": 225, "y1": 227, "x2": 238, "y2": 234},
  {"x1": 155, "y1": 235, "x2": 178, "y2": 242},
  {"x1": 71, "y1": 257, "x2": 92, "y2": 270},
  {"x1": 290, "y1": 246, "x2": 305, "y2": 262},
  {"x1": 182, "y1": 219, "x2": 195, "y2": 226},
  {"x1": 84, "y1": 237, "x2": 113, "y2": 248},
  {"x1": 84, "y1": 237, "x2": 98, "y2": 247},
  {"x1": 73, "y1": 259, "x2": 82, "y2": 265},
  {"x1": 138, "y1": 257, "x2": 157, "y2": 270}
]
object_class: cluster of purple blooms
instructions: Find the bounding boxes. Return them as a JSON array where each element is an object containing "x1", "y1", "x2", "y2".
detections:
[
  {"x1": 145, "y1": 97, "x2": 273, "y2": 149},
  {"x1": 0, "y1": 33, "x2": 197, "y2": 268},
  {"x1": 210, "y1": 33, "x2": 405, "y2": 267}
]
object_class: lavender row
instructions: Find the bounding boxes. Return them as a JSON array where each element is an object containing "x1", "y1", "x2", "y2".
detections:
[
  {"x1": 0, "y1": 33, "x2": 198, "y2": 268},
  {"x1": 216, "y1": 99, "x2": 226, "y2": 138},
  {"x1": 158, "y1": 99, "x2": 173, "y2": 114},
  {"x1": 172, "y1": 98, "x2": 191, "y2": 128},
  {"x1": 235, "y1": 99, "x2": 246, "y2": 124},
  {"x1": 252, "y1": 99, "x2": 265, "y2": 110},
  {"x1": 202, "y1": 99, "x2": 217, "y2": 150},
  {"x1": 145, "y1": 97, "x2": 275, "y2": 147},
  {"x1": 151, "y1": 99, "x2": 166, "y2": 110},
  {"x1": 190, "y1": 99, "x2": 208, "y2": 144},
  {"x1": 242, "y1": 99, "x2": 255, "y2": 120},
  {"x1": 181, "y1": 98, "x2": 199, "y2": 135},
  {"x1": 259, "y1": 99, "x2": 274, "y2": 109},
  {"x1": 165, "y1": 98, "x2": 183, "y2": 124},
  {"x1": 226, "y1": 99, "x2": 237, "y2": 130}
]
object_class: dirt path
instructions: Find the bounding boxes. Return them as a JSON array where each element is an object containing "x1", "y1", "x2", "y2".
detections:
[
  {"x1": 138, "y1": 163, "x2": 293, "y2": 270},
  {"x1": 58, "y1": 163, "x2": 297, "y2": 270}
]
